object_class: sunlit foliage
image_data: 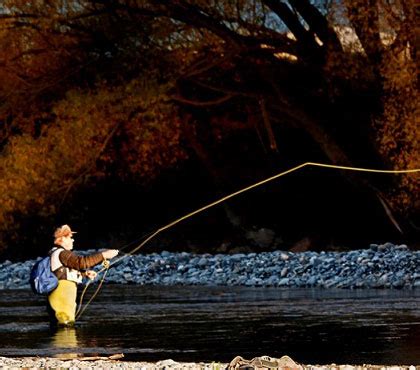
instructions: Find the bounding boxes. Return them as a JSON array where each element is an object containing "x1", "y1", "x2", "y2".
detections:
[
  {"x1": 327, "y1": 0, "x2": 419, "y2": 213},
  {"x1": 377, "y1": 48, "x2": 418, "y2": 213},
  {"x1": 0, "y1": 0, "x2": 418, "y2": 252},
  {"x1": 0, "y1": 78, "x2": 186, "y2": 247}
]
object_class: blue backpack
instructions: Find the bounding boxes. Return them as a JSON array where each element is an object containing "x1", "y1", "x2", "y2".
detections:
[{"x1": 30, "y1": 253, "x2": 59, "y2": 295}]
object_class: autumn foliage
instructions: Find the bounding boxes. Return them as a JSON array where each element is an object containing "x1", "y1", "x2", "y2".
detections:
[{"x1": 0, "y1": 0, "x2": 418, "y2": 254}]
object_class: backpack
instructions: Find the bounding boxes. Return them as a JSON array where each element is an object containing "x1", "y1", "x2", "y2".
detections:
[{"x1": 30, "y1": 249, "x2": 62, "y2": 295}]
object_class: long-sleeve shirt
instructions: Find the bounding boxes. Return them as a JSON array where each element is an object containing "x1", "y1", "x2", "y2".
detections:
[
  {"x1": 53, "y1": 249, "x2": 104, "y2": 281},
  {"x1": 59, "y1": 249, "x2": 104, "y2": 270}
]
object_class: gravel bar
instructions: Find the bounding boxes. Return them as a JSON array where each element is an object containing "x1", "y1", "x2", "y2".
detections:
[
  {"x1": 0, "y1": 243, "x2": 419, "y2": 290},
  {"x1": 0, "y1": 356, "x2": 418, "y2": 369}
]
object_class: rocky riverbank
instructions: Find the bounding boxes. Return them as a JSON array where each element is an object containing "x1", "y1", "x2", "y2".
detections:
[
  {"x1": 0, "y1": 243, "x2": 419, "y2": 290},
  {"x1": 0, "y1": 356, "x2": 418, "y2": 369}
]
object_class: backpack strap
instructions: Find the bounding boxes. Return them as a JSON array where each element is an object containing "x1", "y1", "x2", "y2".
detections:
[{"x1": 49, "y1": 247, "x2": 64, "y2": 272}]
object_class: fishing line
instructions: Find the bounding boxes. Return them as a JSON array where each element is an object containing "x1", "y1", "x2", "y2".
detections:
[
  {"x1": 76, "y1": 262, "x2": 109, "y2": 319},
  {"x1": 75, "y1": 161, "x2": 420, "y2": 319}
]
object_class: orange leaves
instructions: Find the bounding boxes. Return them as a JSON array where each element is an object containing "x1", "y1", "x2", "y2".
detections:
[
  {"x1": 0, "y1": 1, "x2": 94, "y2": 125},
  {"x1": 0, "y1": 76, "x2": 188, "y2": 245},
  {"x1": 321, "y1": 0, "x2": 418, "y2": 215},
  {"x1": 375, "y1": 40, "x2": 418, "y2": 213},
  {"x1": 114, "y1": 80, "x2": 187, "y2": 181}
]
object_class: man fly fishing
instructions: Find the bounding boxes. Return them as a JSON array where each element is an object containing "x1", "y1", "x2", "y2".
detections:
[{"x1": 47, "y1": 224, "x2": 118, "y2": 327}]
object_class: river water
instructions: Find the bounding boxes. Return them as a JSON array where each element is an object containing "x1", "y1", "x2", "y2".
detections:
[{"x1": 0, "y1": 286, "x2": 419, "y2": 364}]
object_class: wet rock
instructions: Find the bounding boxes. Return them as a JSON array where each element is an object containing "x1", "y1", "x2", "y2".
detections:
[
  {"x1": 198, "y1": 258, "x2": 208, "y2": 267},
  {"x1": 2, "y1": 243, "x2": 419, "y2": 289},
  {"x1": 280, "y1": 253, "x2": 289, "y2": 261},
  {"x1": 278, "y1": 278, "x2": 289, "y2": 286}
]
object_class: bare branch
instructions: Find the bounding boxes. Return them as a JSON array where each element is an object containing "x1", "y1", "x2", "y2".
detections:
[
  {"x1": 376, "y1": 192, "x2": 404, "y2": 234},
  {"x1": 171, "y1": 93, "x2": 235, "y2": 106},
  {"x1": 262, "y1": 0, "x2": 321, "y2": 59},
  {"x1": 259, "y1": 96, "x2": 278, "y2": 152},
  {"x1": 288, "y1": 0, "x2": 343, "y2": 53}
]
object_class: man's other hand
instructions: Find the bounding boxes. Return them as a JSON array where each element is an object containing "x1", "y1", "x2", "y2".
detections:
[
  {"x1": 85, "y1": 270, "x2": 97, "y2": 280},
  {"x1": 102, "y1": 249, "x2": 119, "y2": 260}
]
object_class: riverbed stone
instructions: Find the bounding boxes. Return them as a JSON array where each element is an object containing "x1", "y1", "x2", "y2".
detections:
[{"x1": 1, "y1": 243, "x2": 419, "y2": 289}]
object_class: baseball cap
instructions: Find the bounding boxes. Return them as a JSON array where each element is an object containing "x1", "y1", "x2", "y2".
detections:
[{"x1": 54, "y1": 224, "x2": 77, "y2": 239}]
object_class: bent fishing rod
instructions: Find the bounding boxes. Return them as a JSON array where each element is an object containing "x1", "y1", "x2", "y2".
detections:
[{"x1": 75, "y1": 161, "x2": 420, "y2": 319}]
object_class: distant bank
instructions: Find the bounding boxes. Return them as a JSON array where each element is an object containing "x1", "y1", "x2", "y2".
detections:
[{"x1": 0, "y1": 243, "x2": 418, "y2": 290}]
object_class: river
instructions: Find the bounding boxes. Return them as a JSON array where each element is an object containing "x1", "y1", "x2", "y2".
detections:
[{"x1": 0, "y1": 286, "x2": 419, "y2": 364}]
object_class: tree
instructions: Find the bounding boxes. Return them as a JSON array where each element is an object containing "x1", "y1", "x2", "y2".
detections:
[{"x1": 0, "y1": 0, "x2": 418, "y2": 254}]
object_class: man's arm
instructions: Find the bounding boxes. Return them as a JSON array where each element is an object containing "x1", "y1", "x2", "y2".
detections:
[{"x1": 59, "y1": 250, "x2": 104, "y2": 270}]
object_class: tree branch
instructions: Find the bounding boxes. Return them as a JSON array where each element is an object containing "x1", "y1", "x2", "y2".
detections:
[
  {"x1": 171, "y1": 93, "x2": 235, "y2": 106},
  {"x1": 262, "y1": 0, "x2": 321, "y2": 59},
  {"x1": 288, "y1": 0, "x2": 343, "y2": 53},
  {"x1": 259, "y1": 97, "x2": 278, "y2": 152}
]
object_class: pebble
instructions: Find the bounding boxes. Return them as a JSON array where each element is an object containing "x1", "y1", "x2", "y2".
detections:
[
  {"x1": 0, "y1": 243, "x2": 419, "y2": 290},
  {"x1": 0, "y1": 356, "x2": 416, "y2": 369}
]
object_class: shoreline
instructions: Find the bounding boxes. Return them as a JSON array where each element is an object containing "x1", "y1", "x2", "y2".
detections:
[
  {"x1": 1, "y1": 243, "x2": 419, "y2": 290},
  {"x1": 0, "y1": 356, "x2": 418, "y2": 369}
]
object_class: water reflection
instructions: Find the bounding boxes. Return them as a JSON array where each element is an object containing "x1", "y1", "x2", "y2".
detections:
[
  {"x1": 51, "y1": 327, "x2": 78, "y2": 348},
  {"x1": 50, "y1": 326, "x2": 80, "y2": 359}
]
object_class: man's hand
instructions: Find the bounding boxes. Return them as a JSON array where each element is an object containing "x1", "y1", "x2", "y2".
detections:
[
  {"x1": 102, "y1": 249, "x2": 119, "y2": 260},
  {"x1": 85, "y1": 270, "x2": 97, "y2": 280}
]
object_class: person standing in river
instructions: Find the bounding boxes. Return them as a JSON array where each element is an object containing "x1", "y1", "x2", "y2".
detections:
[{"x1": 47, "y1": 224, "x2": 118, "y2": 326}]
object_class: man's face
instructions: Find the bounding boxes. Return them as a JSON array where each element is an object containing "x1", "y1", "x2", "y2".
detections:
[{"x1": 61, "y1": 235, "x2": 74, "y2": 250}]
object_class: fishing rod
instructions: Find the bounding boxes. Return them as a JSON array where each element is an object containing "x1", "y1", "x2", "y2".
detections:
[{"x1": 75, "y1": 161, "x2": 420, "y2": 319}]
